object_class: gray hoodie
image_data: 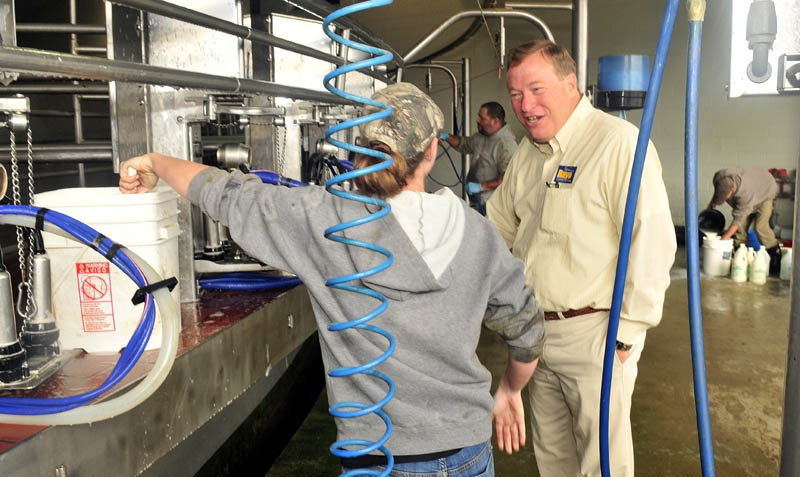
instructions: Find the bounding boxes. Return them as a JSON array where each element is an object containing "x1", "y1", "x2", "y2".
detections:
[{"x1": 188, "y1": 168, "x2": 544, "y2": 455}]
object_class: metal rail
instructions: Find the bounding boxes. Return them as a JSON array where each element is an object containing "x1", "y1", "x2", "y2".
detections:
[
  {"x1": 108, "y1": 0, "x2": 394, "y2": 84},
  {"x1": 0, "y1": 83, "x2": 109, "y2": 94},
  {"x1": 505, "y1": 1, "x2": 572, "y2": 10},
  {"x1": 404, "y1": 9, "x2": 555, "y2": 65},
  {"x1": 0, "y1": 144, "x2": 113, "y2": 163},
  {"x1": 16, "y1": 23, "x2": 107, "y2": 34},
  {"x1": 0, "y1": 45, "x2": 352, "y2": 105}
]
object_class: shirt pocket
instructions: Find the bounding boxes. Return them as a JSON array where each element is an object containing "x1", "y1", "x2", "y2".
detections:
[{"x1": 541, "y1": 187, "x2": 572, "y2": 234}]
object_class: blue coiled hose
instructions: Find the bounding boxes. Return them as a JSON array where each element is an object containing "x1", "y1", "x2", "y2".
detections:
[
  {"x1": 599, "y1": 1, "x2": 680, "y2": 476},
  {"x1": 0, "y1": 205, "x2": 156, "y2": 414},
  {"x1": 322, "y1": 1, "x2": 397, "y2": 475}
]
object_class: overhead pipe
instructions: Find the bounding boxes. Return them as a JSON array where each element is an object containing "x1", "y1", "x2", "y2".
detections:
[
  {"x1": 404, "y1": 0, "x2": 499, "y2": 67},
  {"x1": 275, "y1": 0, "x2": 403, "y2": 65},
  {"x1": 0, "y1": 46, "x2": 352, "y2": 105},
  {"x1": 404, "y1": 9, "x2": 555, "y2": 64},
  {"x1": 108, "y1": 0, "x2": 396, "y2": 83},
  {"x1": 503, "y1": 1, "x2": 585, "y2": 93},
  {"x1": 403, "y1": 64, "x2": 459, "y2": 130}
]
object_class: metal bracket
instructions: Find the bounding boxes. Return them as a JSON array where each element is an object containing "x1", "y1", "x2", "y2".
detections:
[
  {"x1": 0, "y1": 95, "x2": 30, "y2": 133},
  {"x1": 777, "y1": 54, "x2": 800, "y2": 94}
]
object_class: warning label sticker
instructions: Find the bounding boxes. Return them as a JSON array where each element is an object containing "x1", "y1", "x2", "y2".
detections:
[{"x1": 76, "y1": 262, "x2": 116, "y2": 332}]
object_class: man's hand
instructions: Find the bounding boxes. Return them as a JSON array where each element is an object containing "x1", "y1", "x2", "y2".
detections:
[
  {"x1": 491, "y1": 380, "x2": 526, "y2": 455},
  {"x1": 119, "y1": 154, "x2": 158, "y2": 194},
  {"x1": 467, "y1": 182, "x2": 482, "y2": 195}
]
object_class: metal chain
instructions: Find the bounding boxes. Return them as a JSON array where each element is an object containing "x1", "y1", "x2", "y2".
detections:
[
  {"x1": 275, "y1": 123, "x2": 287, "y2": 175},
  {"x1": 21, "y1": 125, "x2": 36, "y2": 317},
  {"x1": 9, "y1": 128, "x2": 25, "y2": 282}
]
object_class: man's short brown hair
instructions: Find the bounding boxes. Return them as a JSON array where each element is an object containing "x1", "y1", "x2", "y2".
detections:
[
  {"x1": 712, "y1": 177, "x2": 735, "y2": 205},
  {"x1": 507, "y1": 40, "x2": 576, "y2": 80}
]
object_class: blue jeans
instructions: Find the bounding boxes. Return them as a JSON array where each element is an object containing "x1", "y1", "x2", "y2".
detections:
[{"x1": 374, "y1": 441, "x2": 494, "y2": 477}]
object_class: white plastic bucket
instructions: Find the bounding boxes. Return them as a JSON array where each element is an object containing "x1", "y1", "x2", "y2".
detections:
[
  {"x1": 33, "y1": 187, "x2": 181, "y2": 353},
  {"x1": 702, "y1": 236, "x2": 734, "y2": 276}
]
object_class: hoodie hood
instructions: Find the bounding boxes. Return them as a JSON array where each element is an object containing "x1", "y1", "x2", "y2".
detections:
[{"x1": 335, "y1": 188, "x2": 466, "y2": 300}]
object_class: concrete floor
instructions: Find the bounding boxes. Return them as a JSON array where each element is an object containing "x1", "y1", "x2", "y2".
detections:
[{"x1": 268, "y1": 247, "x2": 791, "y2": 476}]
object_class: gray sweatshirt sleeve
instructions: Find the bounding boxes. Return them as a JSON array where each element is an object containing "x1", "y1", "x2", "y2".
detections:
[
  {"x1": 481, "y1": 224, "x2": 545, "y2": 363},
  {"x1": 186, "y1": 167, "x2": 329, "y2": 275}
]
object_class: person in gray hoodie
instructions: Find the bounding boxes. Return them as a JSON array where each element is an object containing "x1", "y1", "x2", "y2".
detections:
[{"x1": 119, "y1": 82, "x2": 544, "y2": 476}]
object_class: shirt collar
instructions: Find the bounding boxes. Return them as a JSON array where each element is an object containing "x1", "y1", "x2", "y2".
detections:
[{"x1": 531, "y1": 95, "x2": 592, "y2": 155}]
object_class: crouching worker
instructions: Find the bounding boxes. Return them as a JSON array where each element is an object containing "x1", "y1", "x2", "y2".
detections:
[{"x1": 119, "y1": 82, "x2": 545, "y2": 476}]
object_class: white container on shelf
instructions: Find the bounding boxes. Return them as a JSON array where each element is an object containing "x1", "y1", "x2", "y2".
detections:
[{"x1": 33, "y1": 187, "x2": 181, "y2": 353}]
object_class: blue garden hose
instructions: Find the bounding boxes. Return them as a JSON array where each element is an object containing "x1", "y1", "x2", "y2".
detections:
[
  {"x1": 0, "y1": 205, "x2": 157, "y2": 414},
  {"x1": 198, "y1": 272, "x2": 301, "y2": 291},
  {"x1": 599, "y1": 1, "x2": 680, "y2": 475},
  {"x1": 250, "y1": 170, "x2": 308, "y2": 188},
  {"x1": 685, "y1": 3, "x2": 715, "y2": 475},
  {"x1": 322, "y1": 1, "x2": 397, "y2": 475}
]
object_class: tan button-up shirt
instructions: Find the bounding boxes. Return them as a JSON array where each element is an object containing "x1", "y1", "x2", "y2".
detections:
[
  {"x1": 487, "y1": 97, "x2": 676, "y2": 343},
  {"x1": 713, "y1": 167, "x2": 778, "y2": 228}
]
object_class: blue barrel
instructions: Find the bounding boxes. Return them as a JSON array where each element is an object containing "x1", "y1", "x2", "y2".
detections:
[{"x1": 597, "y1": 55, "x2": 650, "y2": 92}]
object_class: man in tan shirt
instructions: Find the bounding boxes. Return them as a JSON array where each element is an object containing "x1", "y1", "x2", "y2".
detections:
[
  {"x1": 708, "y1": 167, "x2": 779, "y2": 249},
  {"x1": 487, "y1": 40, "x2": 676, "y2": 477},
  {"x1": 441, "y1": 102, "x2": 518, "y2": 214}
]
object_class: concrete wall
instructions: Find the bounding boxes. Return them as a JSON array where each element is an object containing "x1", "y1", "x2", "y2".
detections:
[{"x1": 390, "y1": 1, "x2": 800, "y2": 229}]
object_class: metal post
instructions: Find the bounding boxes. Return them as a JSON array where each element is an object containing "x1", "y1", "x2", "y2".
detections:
[
  {"x1": 572, "y1": 0, "x2": 588, "y2": 95},
  {"x1": 70, "y1": 0, "x2": 87, "y2": 187},
  {"x1": 780, "y1": 154, "x2": 800, "y2": 476},
  {"x1": 461, "y1": 57, "x2": 470, "y2": 201},
  {"x1": 334, "y1": 28, "x2": 351, "y2": 93}
]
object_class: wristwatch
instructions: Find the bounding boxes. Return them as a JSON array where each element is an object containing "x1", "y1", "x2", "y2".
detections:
[{"x1": 616, "y1": 340, "x2": 633, "y2": 351}]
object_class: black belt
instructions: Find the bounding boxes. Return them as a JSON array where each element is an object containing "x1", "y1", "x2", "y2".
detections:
[
  {"x1": 544, "y1": 307, "x2": 609, "y2": 321},
  {"x1": 341, "y1": 447, "x2": 461, "y2": 469}
]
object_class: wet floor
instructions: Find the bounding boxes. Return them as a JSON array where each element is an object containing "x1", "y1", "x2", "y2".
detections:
[{"x1": 268, "y1": 248, "x2": 790, "y2": 476}]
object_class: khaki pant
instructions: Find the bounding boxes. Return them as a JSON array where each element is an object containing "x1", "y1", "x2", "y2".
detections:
[
  {"x1": 529, "y1": 311, "x2": 644, "y2": 477},
  {"x1": 733, "y1": 197, "x2": 778, "y2": 249}
]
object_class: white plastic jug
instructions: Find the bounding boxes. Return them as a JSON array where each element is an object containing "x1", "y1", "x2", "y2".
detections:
[
  {"x1": 781, "y1": 248, "x2": 793, "y2": 281},
  {"x1": 750, "y1": 248, "x2": 769, "y2": 284},
  {"x1": 731, "y1": 244, "x2": 748, "y2": 282}
]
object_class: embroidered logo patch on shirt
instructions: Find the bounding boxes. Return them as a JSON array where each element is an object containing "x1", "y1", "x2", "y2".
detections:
[{"x1": 554, "y1": 165, "x2": 577, "y2": 184}]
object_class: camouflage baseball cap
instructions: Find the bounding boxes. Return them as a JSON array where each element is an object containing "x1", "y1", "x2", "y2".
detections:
[{"x1": 359, "y1": 82, "x2": 445, "y2": 159}]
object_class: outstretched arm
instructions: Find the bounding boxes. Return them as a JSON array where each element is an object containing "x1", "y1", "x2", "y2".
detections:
[
  {"x1": 119, "y1": 152, "x2": 209, "y2": 197},
  {"x1": 491, "y1": 357, "x2": 538, "y2": 455}
]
